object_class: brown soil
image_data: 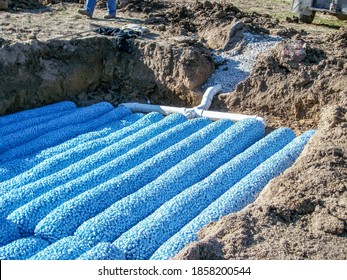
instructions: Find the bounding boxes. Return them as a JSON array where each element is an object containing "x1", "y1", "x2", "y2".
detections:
[
  {"x1": 213, "y1": 30, "x2": 347, "y2": 134},
  {"x1": 0, "y1": 0, "x2": 346, "y2": 259}
]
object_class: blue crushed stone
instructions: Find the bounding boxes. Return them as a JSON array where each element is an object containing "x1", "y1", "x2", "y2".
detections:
[
  {"x1": 29, "y1": 236, "x2": 94, "y2": 260},
  {"x1": 7, "y1": 114, "x2": 187, "y2": 236},
  {"x1": 0, "y1": 102, "x2": 114, "y2": 158},
  {"x1": 151, "y1": 130, "x2": 315, "y2": 260},
  {"x1": 76, "y1": 119, "x2": 265, "y2": 244},
  {"x1": 113, "y1": 127, "x2": 296, "y2": 260},
  {"x1": 69, "y1": 119, "x2": 232, "y2": 243},
  {"x1": 77, "y1": 242, "x2": 125, "y2": 260},
  {"x1": 0, "y1": 218, "x2": 20, "y2": 246},
  {"x1": 0, "y1": 101, "x2": 76, "y2": 127},
  {"x1": 0, "y1": 112, "x2": 143, "y2": 184},
  {"x1": 35, "y1": 117, "x2": 211, "y2": 242},
  {"x1": 0, "y1": 113, "x2": 161, "y2": 216},
  {"x1": 0, "y1": 237, "x2": 50, "y2": 260},
  {"x1": 0, "y1": 108, "x2": 77, "y2": 136},
  {"x1": 0, "y1": 102, "x2": 315, "y2": 260}
]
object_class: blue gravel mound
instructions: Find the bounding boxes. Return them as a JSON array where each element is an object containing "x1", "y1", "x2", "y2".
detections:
[
  {"x1": 73, "y1": 119, "x2": 232, "y2": 243},
  {"x1": 0, "y1": 102, "x2": 114, "y2": 158},
  {"x1": 113, "y1": 127, "x2": 296, "y2": 259},
  {"x1": 35, "y1": 117, "x2": 212, "y2": 242},
  {"x1": 29, "y1": 236, "x2": 94, "y2": 260},
  {"x1": 0, "y1": 102, "x2": 314, "y2": 260},
  {"x1": 0, "y1": 237, "x2": 49, "y2": 260},
  {"x1": 0, "y1": 101, "x2": 76, "y2": 127},
  {"x1": 77, "y1": 242, "x2": 125, "y2": 260},
  {"x1": 0, "y1": 112, "x2": 143, "y2": 183},
  {"x1": 0, "y1": 113, "x2": 161, "y2": 216},
  {"x1": 0, "y1": 218, "x2": 20, "y2": 246},
  {"x1": 75, "y1": 119, "x2": 264, "y2": 244},
  {"x1": 150, "y1": 130, "x2": 315, "y2": 260}
]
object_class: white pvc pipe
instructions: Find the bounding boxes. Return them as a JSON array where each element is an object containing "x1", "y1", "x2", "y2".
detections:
[
  {"x1": 195, "y1": 109, "x2": 265, "y2": 123},
  {"x1": 195, "y1": 84, "x2": 222, "y2": 110},
  {"x1": 121, "y1": 103, "x2": 265, "y2": 124},
  {"x1": 121, "y1": 84, "x2": 265, "y2": 124},
  {"x1": 121, "y1": 103, "x2": 195, "y2": 118}
]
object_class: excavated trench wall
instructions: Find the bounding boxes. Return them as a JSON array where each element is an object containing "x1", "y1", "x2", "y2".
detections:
[{"x1": 0, "y1": 36, "x2": 214, "y2": 116}]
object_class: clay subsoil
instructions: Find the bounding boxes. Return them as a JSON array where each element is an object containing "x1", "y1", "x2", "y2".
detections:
[{"x1": 0, "y1": 0, "x2": 346, "y2": 259}]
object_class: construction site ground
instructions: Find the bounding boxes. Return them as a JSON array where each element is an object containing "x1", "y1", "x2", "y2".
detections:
[{"x1": 0, "y1": 0, "x2": 346, "y2": 259}]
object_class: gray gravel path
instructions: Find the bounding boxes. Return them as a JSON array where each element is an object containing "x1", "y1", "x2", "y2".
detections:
[{"x1": 203, "y1": 33, "x2": 281, "y2": 93}]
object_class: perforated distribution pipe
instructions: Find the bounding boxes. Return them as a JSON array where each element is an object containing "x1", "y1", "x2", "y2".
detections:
[{"x1": 122, "y1": 85, "x2": 265, "y2": 124}]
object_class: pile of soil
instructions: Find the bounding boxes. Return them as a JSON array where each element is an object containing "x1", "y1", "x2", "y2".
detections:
[
  {"x1": 8, "y1": 0, "x2": 43, "y2": 10},
  {"x1": 0, "y1": 36, "x2": 213, "y2": 115},
  {"x1": 119, "y1": 0, "x2": 168, "y2": 13},
  {"x1": 213, "y1": 28, "x2": 347, "y2": 134},
  {"x1": 142, "y1": 0, "x2": 277, "y2": 37}
]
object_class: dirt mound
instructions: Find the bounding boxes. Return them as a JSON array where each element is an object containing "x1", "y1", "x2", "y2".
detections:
[
  {"x1": 119, "y1": 0, "x2": 168, "y2": 13},
  {"x1": 142, "y1": 0, "x2": 280, "y2": 37},
  {"x1": 213, "y1": 27, "x2": 347, "y2": 134},
  {"x1": 0, "y1": 36, "x2": 213, "y2": 115},
  {"x1": 8, "y1": 0, "x2": 43, "y2": 9},
  {"x1": 175, "y1": 104, "x2": 347, "y2": 260}
]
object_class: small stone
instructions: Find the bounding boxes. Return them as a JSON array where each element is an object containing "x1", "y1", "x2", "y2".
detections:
[
  {"x1": 28, "y1": 33, "x2": 37, "y2": 40},
  {"x1": 105, "y1": 94, "x2": 112, "y2": 101}
]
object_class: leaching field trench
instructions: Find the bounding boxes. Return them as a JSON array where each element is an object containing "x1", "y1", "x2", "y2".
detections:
[{"x1": 0, "y1": 25, "x2": 317, "y2": 260}]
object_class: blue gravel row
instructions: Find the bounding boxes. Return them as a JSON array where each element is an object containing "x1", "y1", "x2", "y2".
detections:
[
  {"x1": 0, "y1": 218, "x2": 20, "y2": 246},
  {"x1": 0, "y1": 113, "x2": 165, "y2": 217},
  {"x1": 77, "y1": 242, "x2": 126, "y2": 260},
  {"x1": 151, "y1": 130, "x2": 315, "y2": 260},
  {"x1": 113, "y1": 127, "x2": 296, "y2": 260},
  {"x1": 0, "y1": 108, "x2": 78, "y2": 136},
  {"x1": 29, "y1": 236, "x2": 94, "y2": 260},
  {"x1": 37, "y1": 119, "x2": 229, "y2": 242},
  {"x1": 0, "y1": 112, "x2": 143, "y2": 183},
  {"x1": 0, "y1": 105, "x2": 130, "y2": 164},
  {"x1": 7, "y1": 114, "x2": 193, "y2": 236},
  {"x1": 0, "y1": 101, "x2": 76, "y2": 127},
  {"x1": 0, "y1": 112, "x2": 157, "y2": 203},
  {"x1": 33, "y1": 117, "x2": 211, "y2": 242},
  {"x1": 0, "y1": 102, "x2": 114, "y2": 158},
  {"x1": 0, "y1": 237, "x2": 50, "y2": 260},
  {"x1": 75, "y1": 119, "x2": 264, "y2": 245}
]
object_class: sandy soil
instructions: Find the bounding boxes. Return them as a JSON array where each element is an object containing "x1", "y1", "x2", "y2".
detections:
[{"x1": 0, "y1": 0, "x2": 346, "y2": 259}]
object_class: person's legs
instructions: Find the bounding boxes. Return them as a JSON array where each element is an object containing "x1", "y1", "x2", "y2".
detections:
[
  {"x1": 106, "y1": 0, "x2": 116, "y2": 16},
  {"x1": 78, "y1": 0, "x2": 96, "y2": 17},
  {"x1": 85, "y1": 0, "x2": 97, "y2": 15}
]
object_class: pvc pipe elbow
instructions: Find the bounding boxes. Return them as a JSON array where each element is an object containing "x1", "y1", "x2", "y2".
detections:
[{"x1": 196, "y1": 84, "x2": 222, "y2": 110}]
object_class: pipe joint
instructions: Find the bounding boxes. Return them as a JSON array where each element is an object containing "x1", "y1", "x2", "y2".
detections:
[{"x1": 120, "y1": 84, "x2": 265, "y2": 124}]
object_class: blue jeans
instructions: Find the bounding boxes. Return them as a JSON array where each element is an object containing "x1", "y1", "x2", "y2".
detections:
[{"x1": 85, "y1": 0, "x2": 116, "y2": 16}]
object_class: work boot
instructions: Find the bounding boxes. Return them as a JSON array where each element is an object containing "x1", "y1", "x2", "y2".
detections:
[
  {"x1": 78, "y1": 9, "x2": 92, "y2": 19},
  {"x1": 104, "y1": 14, "x2": 116, "y2": 19}
]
